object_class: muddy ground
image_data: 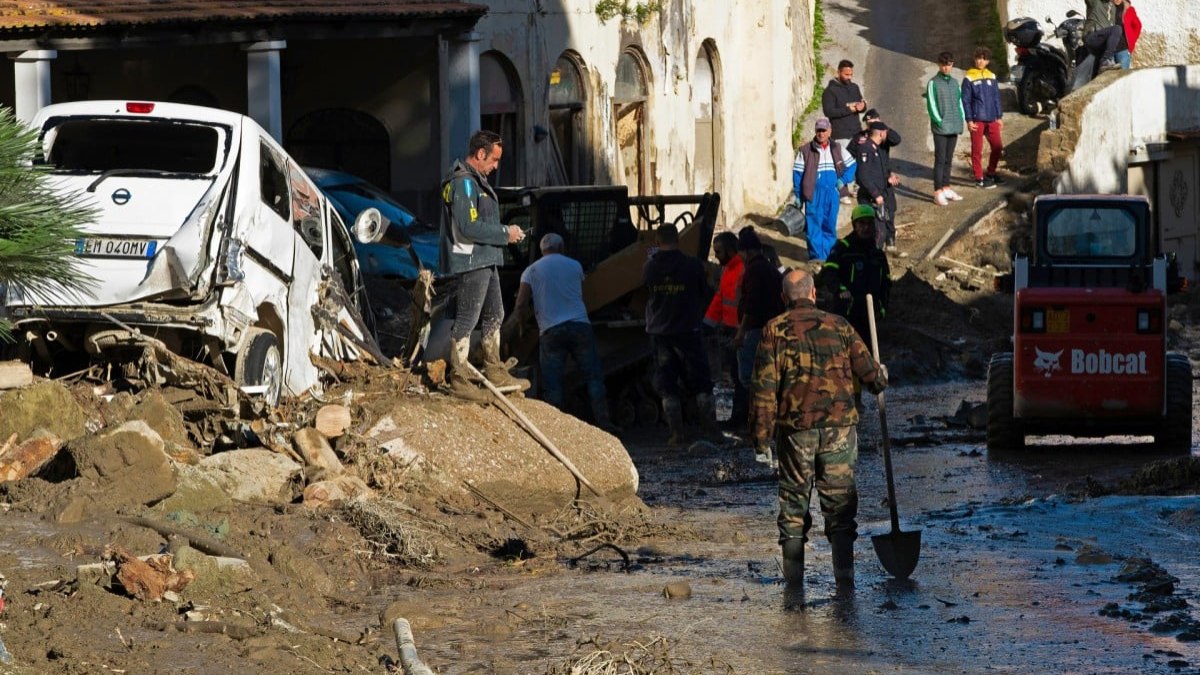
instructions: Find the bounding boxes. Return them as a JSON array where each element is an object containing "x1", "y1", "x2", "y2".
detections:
[{"x1": 4, "y1": 45, "x2": 1200, "y2": 675}]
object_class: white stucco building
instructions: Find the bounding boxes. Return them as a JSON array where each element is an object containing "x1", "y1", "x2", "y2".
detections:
[
  {"x1": 998, "y1": 0, "x2": 1200, "y2": 68},
  {"x1": 472, "y1": 0, "x2": 816, "y2": 220}
]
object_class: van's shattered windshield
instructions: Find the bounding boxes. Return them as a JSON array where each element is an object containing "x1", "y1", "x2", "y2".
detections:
[
  {"x1": 41, "y1": 118, "x2": 224, "y2": 174},
  {"x1": 1045, "y1": 206, "x2": 1138, "y2": 258}
]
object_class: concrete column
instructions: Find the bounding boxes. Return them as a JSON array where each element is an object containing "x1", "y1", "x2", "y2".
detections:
[
  {"x1": 13, "y1": 50, "x2": 56, "y2": 124},
  {"x1": 244, "y1": 41, "x2": 286, "y2": 141},
  {"x1": 439, "y1": 31, "x2": 481, "y2": 169}
]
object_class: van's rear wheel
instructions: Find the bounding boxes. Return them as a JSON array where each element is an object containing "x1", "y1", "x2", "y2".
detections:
[
  {"x1": 986, "y1": 353, "x2": 1024, "y2": 456},
  {"x1": 1157, "y1": 353, "x2": 1193, "y2": 454},
  {"x1": 236, "y1": 328, "x2": 282, "y2": 406}
]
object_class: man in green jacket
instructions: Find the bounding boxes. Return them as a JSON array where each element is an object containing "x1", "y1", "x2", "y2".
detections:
[
  {"x1": 439, "y1": 130, "x2": 528, "y2": 401},
  {"x1": 926, "y1": 51, "x2": 965, "y2": 207}
]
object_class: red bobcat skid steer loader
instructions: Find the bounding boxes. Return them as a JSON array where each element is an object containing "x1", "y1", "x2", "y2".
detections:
[{"x1": 987, "y1": 195, "x2": 1193, "y2": 455}]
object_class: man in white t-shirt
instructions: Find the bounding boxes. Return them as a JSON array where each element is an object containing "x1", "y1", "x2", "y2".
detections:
[{"x1": 515, "y1": 233, "x2": 617, "y2": 432}]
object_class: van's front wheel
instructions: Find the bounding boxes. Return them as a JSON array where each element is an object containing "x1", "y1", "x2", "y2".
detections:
[{"x1": 236, "y1": 328, "x2": 282, "y2": 406}]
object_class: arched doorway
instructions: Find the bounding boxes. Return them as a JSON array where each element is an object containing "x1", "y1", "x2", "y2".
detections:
[
  {"x1": 286, "y1": 109, "x2": 390, "y2": 189},
  {"x1": 549, "y1": 52, "x2": 590, "y2": 185},
  {"x1": 694, "y1": 41, "x2": 722, "y2": 195},
  {"x1": 614, "y1": 48, "x2": 650, "y2": 196},
  {"x1": 479, "y1": 50, "x2": 522, "y2": 187}
]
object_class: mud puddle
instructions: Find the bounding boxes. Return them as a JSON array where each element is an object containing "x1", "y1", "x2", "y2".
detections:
[{"x1": 372, "y1": 381, "x2": 1200, "y2": 673}]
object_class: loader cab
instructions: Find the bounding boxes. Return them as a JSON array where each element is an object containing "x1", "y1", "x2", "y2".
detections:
[{"x1": 1016, "y1": 195, "x2": 1168, "y2": 293}]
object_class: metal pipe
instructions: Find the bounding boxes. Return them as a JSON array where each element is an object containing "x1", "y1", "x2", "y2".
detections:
[{"x1": 392, "y1": 619, "x2": 434, "y2": 675}]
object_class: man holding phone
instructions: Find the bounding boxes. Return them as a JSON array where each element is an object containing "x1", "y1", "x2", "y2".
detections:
[{"x1": 439, "y1": 130, "x2": 528, "y2": 402}]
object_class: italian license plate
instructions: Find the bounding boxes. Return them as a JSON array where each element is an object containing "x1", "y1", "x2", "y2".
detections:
[
  {"x1": 74, "y1": 238, "x2": 157, "y2": 258},
  {"x1": 1047, "y1": 308, "x2": 1069, "y2": 333}
]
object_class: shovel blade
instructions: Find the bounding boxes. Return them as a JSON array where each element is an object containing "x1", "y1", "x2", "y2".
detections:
[{"x1": 872, "y1": 529, "x2": 922, "y2": 580}]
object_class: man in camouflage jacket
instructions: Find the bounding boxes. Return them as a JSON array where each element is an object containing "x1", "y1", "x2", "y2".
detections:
[{"x1": 751, "y1": 268, "x2": 887, "y2": 589}]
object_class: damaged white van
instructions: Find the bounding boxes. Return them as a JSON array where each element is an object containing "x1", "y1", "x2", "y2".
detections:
[{"x1": 1, "y1": 101, "x2": 378, "y2": 403}]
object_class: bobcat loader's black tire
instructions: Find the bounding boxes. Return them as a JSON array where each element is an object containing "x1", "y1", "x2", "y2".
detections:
[
  {"x1": 986, "y1": 353, "x2": 1024, "y2": 456},
  {"x1": 1157, "y1": 353, "x2": 1193, "y2": 454}
]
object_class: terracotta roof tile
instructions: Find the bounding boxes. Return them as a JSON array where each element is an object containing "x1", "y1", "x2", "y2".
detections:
[{"x1": 0, "y1": 1, "x2": 486, "y2": 30}]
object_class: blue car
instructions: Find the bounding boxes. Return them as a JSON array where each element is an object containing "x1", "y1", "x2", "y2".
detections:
[{"x1": 306, "y1": 167, "x2": 440, "y2": 280}]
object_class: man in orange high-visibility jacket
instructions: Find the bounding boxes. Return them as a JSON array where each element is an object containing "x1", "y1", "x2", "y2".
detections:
[{"x1": 704, "y1": 231, "x2": 747, "y2": 430}]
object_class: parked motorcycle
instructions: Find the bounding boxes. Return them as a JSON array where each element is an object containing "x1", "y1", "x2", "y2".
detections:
[{"x1": 1004, "y1": 10, "x2": 1086, "y2": 116}]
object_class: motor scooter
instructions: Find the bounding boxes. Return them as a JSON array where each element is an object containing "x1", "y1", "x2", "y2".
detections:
[{"x1": 1005, "y1": 10, "x2": 1086, "y2": 116}]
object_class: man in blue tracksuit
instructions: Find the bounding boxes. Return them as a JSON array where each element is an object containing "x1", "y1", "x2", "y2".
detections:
[{"x1": 792, "y1": 117, "x2": 856, "y2": 262}]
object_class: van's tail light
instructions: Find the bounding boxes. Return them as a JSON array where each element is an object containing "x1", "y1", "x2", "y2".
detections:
[
  {"x1": 126, "y1": 102, "x2": 155, "y2": 114},
  {"x1": 1136, "y1": 308, "x2": 1162, "y2": 334},
  {"x1": 1021, "y1": 307, "x2": 1045, "y2": 333}
]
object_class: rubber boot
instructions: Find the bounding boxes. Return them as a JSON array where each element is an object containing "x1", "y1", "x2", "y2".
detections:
[
  {"x1": 663, "y1": 396, "x2": 686, "y2": 446},
  {"x1": 446, "y1": 337, "x2": 490, "y2": 404},
  {"x1": 481, "y1": 330, "x2": 530, "y2": 392},
  {"x1": 781, "y1": 538, "x2": 805, "y2": 587},
  {"x1": 830, "y1": 533, "x2": 855, "y2": 589},
  {"x1": 592, "y1": 397, "x2": 622, "y2": 436},
  {"x1": 695, "y1": 392, "x2": 723, "y2": 442}
]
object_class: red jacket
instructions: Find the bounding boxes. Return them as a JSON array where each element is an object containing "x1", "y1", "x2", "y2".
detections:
[
  {"x1": 705, "y1": 254, "x2": 744, "y2": 328},
  {"x1": 1121, "y1": 4, "x2": 1142, "y2": 53}
]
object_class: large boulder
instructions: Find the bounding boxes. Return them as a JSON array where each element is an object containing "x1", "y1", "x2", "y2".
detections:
[
  {"x1": 0, "y1": 381, "x2": 90, "y2": 442},
  {"x1": 54, "y1": 421, "x2": 179, "y2": 522},
  {"x1": 199, "y1": 450, "x2": 302, "y2": 505},
  {"x1": 366, "y1": 397, "x2": 639, "y2": 512}
]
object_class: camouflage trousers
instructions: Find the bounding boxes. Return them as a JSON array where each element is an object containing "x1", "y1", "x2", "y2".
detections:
[{"x1": 776, "y1": 425, "x2": 859, "y2": 545}]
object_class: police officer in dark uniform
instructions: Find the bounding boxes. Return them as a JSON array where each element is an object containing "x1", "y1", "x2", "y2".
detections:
[{"x1": 854, "y1": 121, "x2": 900, "y2": 251}]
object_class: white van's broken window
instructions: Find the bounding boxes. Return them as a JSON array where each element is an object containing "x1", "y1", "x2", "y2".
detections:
[
  {"x1": 260, "y1": 141, "x2": 291, "y2": 222},
  {"x1": 44, "y1": 119, "x2": 220, "y2": 174}
]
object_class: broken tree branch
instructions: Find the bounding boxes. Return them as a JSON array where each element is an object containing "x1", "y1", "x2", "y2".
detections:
[
  {"x1": 462, "y1": 480, "x2": 537, "y2": 532},
  {"x1": 121, "y1": 515, "x2": 247, "y2": 561}
]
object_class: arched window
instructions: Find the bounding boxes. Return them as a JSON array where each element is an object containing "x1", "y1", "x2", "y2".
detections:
[
  {"x1": 549, "y1": 52, "x2": 590, "y2": 184},
  {"x1": 694, "y1": 40, "x2": 722, "y2": 195},
  {"x1": 286, "y1": 109, "x2": 390, "y2": 189},
  {"x1": 479, "y1": 50, "x2": 522, "y2": 187},
  {"x1": 614, "y1": 48, "x2": 650, "y2": 195}
]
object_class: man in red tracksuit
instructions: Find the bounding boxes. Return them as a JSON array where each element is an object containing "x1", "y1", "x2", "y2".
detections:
[
  {"x1": 704, "y1": 231, "x2": 746, "y2": 429},
  {"x1": 962, "y1": 46, "x2": 1005, "y2": 189}
]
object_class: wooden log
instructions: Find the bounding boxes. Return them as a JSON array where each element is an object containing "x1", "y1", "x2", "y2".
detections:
[
  {"x1": 0, "y1": 360, "x2": 33, "y2": 390},
  {"x1": 303, "y1": 475, "x2": 371, "y2": 508},
  {"x1": 292, "y1": 427, "x2": 344, "y2": 480},
  {"x1": 315, "y1": 404, "x2": 352, "y2": 439},
  {"x1": 0, "y1": 433, "x2": 63, "y2": 482}
]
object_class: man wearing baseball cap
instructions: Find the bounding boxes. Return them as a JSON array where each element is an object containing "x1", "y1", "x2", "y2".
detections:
[
  {"x1": 791, "y1": 117, "x2": 856, "y2": 262},
  {"x1": 855, "y1": 121, "x2": 901, "y2": 250}
]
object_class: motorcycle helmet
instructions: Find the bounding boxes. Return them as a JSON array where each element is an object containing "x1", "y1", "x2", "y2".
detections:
[{"x1": 1004, "y1": 17, "x2": 1043, "y2": 49}]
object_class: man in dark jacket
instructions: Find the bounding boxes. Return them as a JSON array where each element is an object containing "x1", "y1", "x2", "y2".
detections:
[
  {"x1": 734, "y1": 227, "x2": 784, "y2": 434},
  {"x1": 822, "y1": 59, "x2": 867, "y2": 155},
  {"x1": 644, "y1": 223, "x2": 716, "y2": 445},
  {"x1": 823, "y1": 205, "x2": 891, "y2": 344},
  {"x1": 853, "y1": 109, "x2": 901, "y2": 162},
  {"x1": 855, "y1": 122, "x2": 899, "y2": 250},
  {"x1": 439, "y1": 130, "x2": 528, "y2": 402}
]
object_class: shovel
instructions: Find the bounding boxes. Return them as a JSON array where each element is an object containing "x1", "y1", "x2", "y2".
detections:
[{"x1": 865, "y1": 294, "x2": 922, "y2": 579}]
